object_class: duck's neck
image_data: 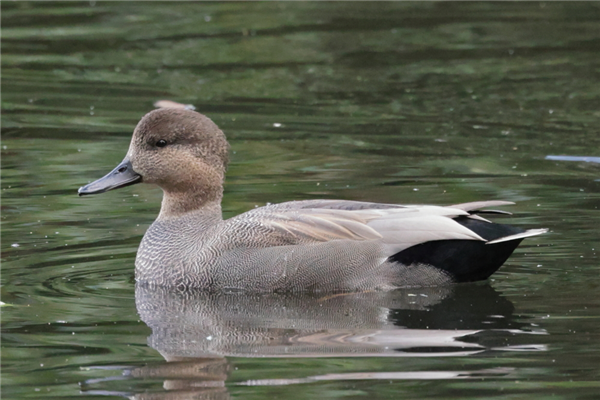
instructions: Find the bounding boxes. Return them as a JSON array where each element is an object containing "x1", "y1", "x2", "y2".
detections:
[{"x1": 157, "y1": 187, "x2": 223, "y2": 222}]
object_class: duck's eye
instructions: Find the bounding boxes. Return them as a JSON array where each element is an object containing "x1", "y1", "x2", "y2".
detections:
[{"x1": 155, "y1": 139, "x2": 167, "y2": 148}]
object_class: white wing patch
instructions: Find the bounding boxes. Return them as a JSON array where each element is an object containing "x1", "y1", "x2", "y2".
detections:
[{"x1": 256, "y1": 206, "x2": 483, "y2": 248}]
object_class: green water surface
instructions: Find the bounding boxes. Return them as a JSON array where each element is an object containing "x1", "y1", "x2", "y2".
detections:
[{"x1": 2, "y1": 2, "x2": 599, "y2": 399}]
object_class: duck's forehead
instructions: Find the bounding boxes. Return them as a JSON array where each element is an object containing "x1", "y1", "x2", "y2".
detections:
[{"x1": 133, "y1": 109, "x2": 201, "y2": 142}]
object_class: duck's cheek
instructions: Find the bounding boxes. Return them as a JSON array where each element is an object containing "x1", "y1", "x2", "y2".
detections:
[{"x1": 129, "y1": 157, "x2": 160, "y2": 185}]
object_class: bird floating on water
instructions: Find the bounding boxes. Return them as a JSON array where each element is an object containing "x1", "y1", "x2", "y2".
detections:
[{"x1": 79, "y1": 102, "x2": 547, "y2": 292}]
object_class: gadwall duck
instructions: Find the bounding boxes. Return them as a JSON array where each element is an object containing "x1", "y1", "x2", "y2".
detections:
[{"x1": 79, "y1": 106, "x2": 547, "y2": 292}]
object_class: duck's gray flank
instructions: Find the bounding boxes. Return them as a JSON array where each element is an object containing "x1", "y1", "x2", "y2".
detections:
[{"x1": 79, "y1": 105, "x2": 547, "y2": 292}]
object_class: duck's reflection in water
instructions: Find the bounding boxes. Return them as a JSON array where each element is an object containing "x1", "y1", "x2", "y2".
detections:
[{"x1": 83, "y1": 284, "x2": 546, "y2": 399}]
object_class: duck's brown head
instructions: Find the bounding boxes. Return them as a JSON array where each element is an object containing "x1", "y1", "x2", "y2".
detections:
[{"x1": 79, "y1": 108, "x2": 229, "y2": 217}]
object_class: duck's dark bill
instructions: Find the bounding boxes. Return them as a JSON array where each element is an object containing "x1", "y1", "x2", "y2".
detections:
[{"x1": 78, "y1": 157, "x2": 142, "y2": 196}]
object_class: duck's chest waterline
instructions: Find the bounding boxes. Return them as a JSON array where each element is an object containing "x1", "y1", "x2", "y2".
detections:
[{"x1": 134, "y1": 217, "x2": 222, "y2": 287}]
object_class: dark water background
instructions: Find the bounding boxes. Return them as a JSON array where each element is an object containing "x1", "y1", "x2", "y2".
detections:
[{"x1": 2, "y1": 2, "x2": 599, "y2": 399}]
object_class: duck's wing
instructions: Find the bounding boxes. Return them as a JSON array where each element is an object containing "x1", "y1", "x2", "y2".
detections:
[{"x1": 226, "y1": 203, "x2": 488, "y2": 253}]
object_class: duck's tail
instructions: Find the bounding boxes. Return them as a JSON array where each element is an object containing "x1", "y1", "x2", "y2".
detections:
[{"x1": 389, "y1": 213, "x2": 547, "y2": 283}]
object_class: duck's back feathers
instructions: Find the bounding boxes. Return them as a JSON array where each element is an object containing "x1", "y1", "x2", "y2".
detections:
[{"x1": 233, "y1": 200, "x2": 519, "y2": 251}]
